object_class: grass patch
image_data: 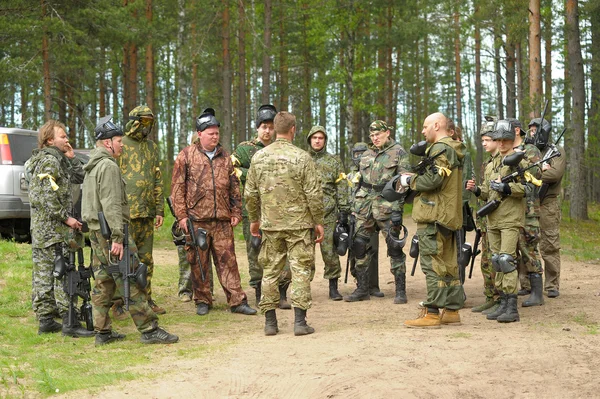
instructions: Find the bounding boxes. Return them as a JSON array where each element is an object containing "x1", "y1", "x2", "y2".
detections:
[
  {"x1": 560, "y1": 201, "x2": 600, "y2": 263},
  {"x1": 448, "y1": 332, "x2": 471, "y2": 339},
  {"x1": 572, "y1": 312, "x2": 599, "y2": 335}
]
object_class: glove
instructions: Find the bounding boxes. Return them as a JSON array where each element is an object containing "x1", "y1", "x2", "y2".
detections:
[
  {"x1": 400, "y1": 174, "x2": 412, "y2": 188},
  {"x1": 338, "y1": 211, "x2": 349, "y2": 225},
  {"x1": 391, "y1": 211, "x2": 403, "y2": 226},
  {"x1": 489, "y1": 180, "x2": 512, "y2": 195}
]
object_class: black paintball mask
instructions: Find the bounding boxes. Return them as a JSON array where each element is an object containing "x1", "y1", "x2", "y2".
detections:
[
  {"x1": 529, "y1": 118, "x2": 552, "y2": 151},
  {"x1": 256, "y1": 104, "x2": 277, "y2": 128},
  {"x1": 196, "y1": 108, "x2": 220, "y2": 132},
  {"x1": 95, "y1": 115, "x2": 124, "y2": 140},
  {"x1": 386, "y1": 224, "x2": 408, "y2": 259},
  {"x1": 351, "y1": 142, "x2": 368, "y2": 167}
]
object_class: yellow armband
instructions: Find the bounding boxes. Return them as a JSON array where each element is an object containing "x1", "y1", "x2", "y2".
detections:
[{"x1": 37, "y1": 173, "x2": 59, "y2": 191}]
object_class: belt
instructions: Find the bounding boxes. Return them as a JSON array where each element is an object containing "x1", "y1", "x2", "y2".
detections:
[{"x1": 361, "y1": 182, "x2": 386, "y2": 192}]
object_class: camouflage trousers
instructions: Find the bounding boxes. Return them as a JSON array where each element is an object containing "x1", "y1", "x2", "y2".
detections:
[
  {"x1": 129, "y1": 217, "x2": 156, "y2": 298},
  {"x1": 177, "y1": 245, "x2": 214, "y2": 297},
  {"x1": 259, "y1": 229, "x2": 314, "y2": 313},
  {"x1": 479, "y1": 230, "x2": 498, "y2": 300},
  {"x1": 31, "y1": 244, "x2": 72, "y2": 320},
  {"x1": 242, "y1": 215, "x2": 290, "y2": 288},
  {"x1": 185, "y1": 220, "x2": 247, "y2": 307},
  {"x1": 517, "y1": 222, "x2": 544, "y2": 291},
  {"x1": 540, "y1": 197, "x2": 561, "y2": 291},
  {"x1": 417, "y1": 223, "x2": 464, "y2": 311},
  {"x1": 487, "y1": 227, "x2": 519, "y2": 295},
  {"x1": 354, "y1": 215, "x2": 406, "y2": 277},
  {"x1": 318, "y1": 213, "x2": 342, "y2": 280},
  {"x1": 89, "y1": 229, "x2": 158, "y2": 333}
]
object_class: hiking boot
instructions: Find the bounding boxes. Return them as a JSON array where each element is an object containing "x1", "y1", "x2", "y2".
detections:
[
  {"x1": 95, "y1": 330, "x2": 126, "y2": 346},
  {"x1": 111, "y1": 301, "x2": 129, "y2": 321},
  {"x1": 440, "y1": 309, "x2": 461, "y2": 326},
  {"x1": 196, "y1": 302, "x2": 210, "y2": 316},
  {"x1": 62, "y1": 313, "x2": 95, "y2": 338},
  {"x1": 293, "y1": 307, "x2": 315, "y2": 336},
  {"x1": 278, "y1": 283, "x2": 291, "y2": 309},
  {"x1": 38, "y1": 318, "x2": 62, "y2": 335},
  {"x1": 518, "y1": 288, "x2": 531, "y2": 296},
  {"x1": 404, "y1": 308, "x2": 441, "y2": 329},
  {"x1": 486, "y1": 293, "x2": 508, "y2": 320},
  {"x1": 148, "y1": 299, "x2": 166, "y2": 315},
  {"x1": 343, "y1": 268, "x2": 370, "y2": 302},
  {"x1": 547, "y1": 289, "x2": 560, "y2": 298},
  {"x1": 471, "y1": 297, "x2": 497, "y2": 313},
  {"x1": 370, "y1": 287, "x2": 384, "y2": 297},
  {"x1": 329, "y1": 278, "x2": 343, "y2": 301},
  {"x1": 497, "y1": 294, "x2": 520, "y2": 323},
  {"x1": 231, "y1": 300, "x2": 257, "y2": 315},
  {"x1": 264, "y1": 309, "x2": 279, "y2": 336},
  {"x1": 255, "y1": 281, "x2": 262, "y2": 307},
  {"x1": 179, "y1": 293, "x2": 192, "y2": 302},
  {"x1": 140, "y1": 327, "x2": 179, "y2": 344},
  {"x1": 522, "y1": 273, "x2": 544, "y2": 307},
  {"x1": 393, "y1": 273, "x2": 408, "y2": 304}
]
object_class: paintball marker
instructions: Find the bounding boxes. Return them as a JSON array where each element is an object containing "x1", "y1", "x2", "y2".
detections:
[
  {"x1": 344, "y1": 214, "x2": 356, "y2": 284},
  {"x1": 409, "y1": 234, "x2": 419, "y2": 276},
  {"x1": 468, "y1": 228, "x2": 482, "y2": 279},
  {"x1": 410, "y1": 141, "x2": 447, "y2": 175},
  {"x1": 98, "y1": 212, "x2": 147, "y2": 311},
  {"x1": 538, "y1": 127, "x2": 566, "y2": 202},
  {"x1": 187, "y1": 218, "x2": 208, "y2": 282}
]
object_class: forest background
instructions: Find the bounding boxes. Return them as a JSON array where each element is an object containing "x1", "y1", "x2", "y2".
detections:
[{"x1": 0, "y1": 0, "x2": 598, "y2": 220}]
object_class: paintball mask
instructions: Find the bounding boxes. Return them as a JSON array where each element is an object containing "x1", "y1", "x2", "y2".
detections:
[
  {"x1": 529, "y1": 118, "x2": 552, "y2": 151},
  {"x1": 386, "y1": 224, "x2": 408, "y2": 259}
]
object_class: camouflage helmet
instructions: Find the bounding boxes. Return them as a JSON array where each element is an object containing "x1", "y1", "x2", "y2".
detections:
[
  {"x1": 492, "y1": 119, "x2": 516, "y2": 141},
  {"x1": 480, "y1": 115, "x2": 497, "y2": 137},
  {"x1": 126, "y1": 105, "x2": 155, "y2": 133},
  {"x1": 94, "y1": 115, "x2": 124, "y2": 140},
  {"x1": 196, "y1": 108, "x2": 220, "y2": 132},
  {"x1": 369, "y1": 120, "x2": 392, "y2": 132},
  {"x1": 307, "y1": 125, "x2": 327, "y2": 144},
  {"x1": 256, "y1": 104, "x2": 277, "y2": 128}
]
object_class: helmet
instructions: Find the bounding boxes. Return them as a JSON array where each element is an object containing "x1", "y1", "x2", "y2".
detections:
[
  {"x1": 351, "y1": 142, "x2": 368, "y2": 166},
  {"x1": 255, "y1": 104, "x2": 277, "y2": 128},
  {"x1": 171, "y1": 221, "x2": 186, "y2": 246},
  {"x1": 95, "y1": 115, "x2": 124, "y2": 140},
  {"x1": 386, "y1": 224, "x2": 408, "y2": 259},
  {"x1": 529, "y1": 118, "x2": 552, "y2": 151},
  {"x1": 492, "y1": 119, "x2": 516, "y2": 141},
  {"x1": 196, "y1": 108, "x2": 220, "y2": 132},
  {"x1": 480, "y1": 116, "x2": 497, "y2": 137},
  {"x1": 381, "y1": 175, "x2": 405, "y2": 202}
]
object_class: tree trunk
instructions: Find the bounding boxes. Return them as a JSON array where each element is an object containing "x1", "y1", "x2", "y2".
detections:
[
  {"x1": 589, "y1": 0, "x2": 600, "y2": 202},
  {"x1": 505, "y1": 37, "x2": 516, "y2": 118},
  {"x1": 145, "y1": 0, "x2": 156, "y2": 142},
  {"x1": 99, "y1": 47, "x2": 106, "y2": 117},
  {"x1": 122, "y1": 0, "x2": 138, "y2": 118},
  {"x1": 453, "y1": 2, "x2": 462, "y2": 126},
  {"x1": 261, "y1": 0, "x2": 272, "y2": 104},
  {"x1": 529, "y1": 0, "x2": 543, "y2": 117},
  {"x1": 278, "y1": 6, "x2": 288, "y2": 111},
  {"x1": 494, "y1": 25, "x2": 504, "y2": 119},
  {"x1": 543, "y1": 1, "x2": 552, "y2": 123},
  {"x1": 221, "y1": 1, "x2": 232, "y2": 152},
  {"x1": 237, "y1": 0, "x2": 247, "y2": 146},
  {"x1": 474, "y1": 1, "x2": 483, "y2": 178},
  {"x1": 42, "y1": 0, "x2": 52, "y2": 120},
  {"x1": 565, "y1": 0, "x2": 588, "y2": 220},
  {"x1": 177, "y1": 0, "x2": 188, "y2": 153},
  {"x1": 516, "y1": 41, "x2": 526, "y2": 120}
]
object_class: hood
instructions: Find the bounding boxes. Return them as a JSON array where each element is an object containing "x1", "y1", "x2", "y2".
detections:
[
  {"x1": 25, "y1": 146, "x2": 68, "y2": 175},
  {"x1": 125, "y1": 123, "x2": 148, "y2": 141},
  {"x1": 307, "y1": 125, "x2": 328, "y2": 155},
  {"x1": 436, "y1": 136, "x2": 465, "y2": 163},
  {"x1": 84, "y1": 146, "x2": 114, "y2": 172}
]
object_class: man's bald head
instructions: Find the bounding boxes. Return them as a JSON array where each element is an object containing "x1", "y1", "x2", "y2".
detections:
[{"x1": 422, "y1": 112, "x2": 448, "y2": 143}]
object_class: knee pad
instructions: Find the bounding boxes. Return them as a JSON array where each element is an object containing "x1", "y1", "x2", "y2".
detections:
[
  {"x1": 491, "y1": 253, "x2": 501, "y2": 272},
  {"x1": 497, "y1": 253, "x2": 517, "y2": 273},
  {"x1": 352, "y1": 235, "x2": 369, "y2": 259}
]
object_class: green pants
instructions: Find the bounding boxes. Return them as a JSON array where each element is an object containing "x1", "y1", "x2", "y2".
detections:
[
  {"x1": 354, "y1": 216, "x2": 406, "y2": 277},
  {"x1": 129, "y1": 218, "x2": 156, "y2": 298},
  {"x1": 417, "y1": 223, "x2": 464, "y2": 310},
  {"x1": 517, "y1": 222, "x2": 543, "y2": 291},
  {"x1": 479, "y1": 230, "x2": 498, "y2": 300},
  {"x1": 487, "y1": 227, "x2": 519, "y2": 295},
  {"x1": 319, "y1": 213, "x2": 342, "y2": 280}
]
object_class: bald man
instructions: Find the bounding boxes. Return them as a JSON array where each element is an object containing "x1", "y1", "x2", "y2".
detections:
[{"x1": 400, "y1": 113, "x2": 466, "y2": 328}]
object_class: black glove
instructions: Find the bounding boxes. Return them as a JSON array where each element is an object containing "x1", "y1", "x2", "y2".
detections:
[
  {"x1": 391, "y1": 211, "x2": 403, "y2": 226},
  {"x1": 473, "y1": 186, "x2": 481, "y2": 197},
  {"x1": 338, "y1": 211, "x2": 349, "y2": 225},
  {"x1": 490, "y1": 180, "x2": 512, "y2": 195}
]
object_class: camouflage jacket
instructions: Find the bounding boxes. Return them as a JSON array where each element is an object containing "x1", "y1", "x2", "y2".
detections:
[
  {"x1": 171, "y1": 143, "x2": 242, "y2": 222},
  {"x1": 82, "y1": 147, "x2": 129, "y2": 244},
  {"x1": 26, "y1": 147, "x2": 84, "y2": 249},
  {"x1": 410, "y1": 137, "x2": 465, "y2": 231},
  {"x1": 475, "y1": 153, "x2": 498, "y2": 232},
  {"x1": 354, "y1": 138, "x2": 410, "y2": 220},
  {"x1": 231, "y1": 137, "x2": 267, "y2": 185},
  {"x1": 118, "y1": 131, "x2": 164, "y2": 219},
  {"x1": 308, "y1": 147, "x2": 350, "y2": 218},
  {"x1": 245, "y1": 138, "x2": 324, "y2": 231},
  {"x1": 515, "y1": 142, "x2": 542, "y2": 224}
]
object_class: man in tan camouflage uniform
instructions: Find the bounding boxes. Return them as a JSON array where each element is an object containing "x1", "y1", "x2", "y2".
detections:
[
  {"x1": 344, "y1": 121, "x2": 410, "y2": 305},
  {"x1": 307, "y1": 125, "x2": 350, "y2": 300},
  {"x1": 171, "y1": 109, "x2": 256, "y2": 317},
  {"x1": 27, "y1": 120, "x2": 94, "y2": 338},
  {"x1": 245, "y1": 111, "x2": 324, "y2": 336}
]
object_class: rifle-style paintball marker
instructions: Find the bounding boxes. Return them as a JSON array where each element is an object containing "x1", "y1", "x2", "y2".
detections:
[
  {"x1": 468, "y1": 228, "x2": 482, "y2": 279},
  {"x1": 98, "y1": 212, "x2": 147, "y2": 311},
  {"x1": 410, "y1": 141, "x2": 447, "y2": 175},
  {"x1": 187, "y1": 218, "x2": 208, "y2": 282},
  {"x1": 538, "y1": 127, "x2": 566, "y2": 202},
  {"x1": 344, "y1": 214, "x2": 356, "y2": 284}
]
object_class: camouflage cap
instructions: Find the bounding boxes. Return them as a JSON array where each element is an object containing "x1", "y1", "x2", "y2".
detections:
[
  {"x1": 369, "y1": 120, "x2": 392, "y2": 132},
  {"x1": 129, "y1": 105, "x2": 154, "y2": 118},
  {"x1": 352, "y1": 142, "x2": 369, "y2": 153}
]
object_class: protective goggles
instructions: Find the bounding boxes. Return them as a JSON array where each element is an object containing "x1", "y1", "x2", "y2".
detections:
[{"x1": 197, "y1": 114, "x2": 220, "y2": 132}]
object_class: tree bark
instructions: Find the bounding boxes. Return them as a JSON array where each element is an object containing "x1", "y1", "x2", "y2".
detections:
[
  {"x1": 529, "y1": 0, "x2": 543, "y2": 117},
  {"x1": 589, "y1": 0, "x2": 600, "y2": 202},
  {"x1": 278, "y1": 6, "x2": 288, "y2": 111},
  {"x1": 565, "y1": 0, "x2": 588, "y2": 220},
  {"x1": 145, "y1": 0, "x2": 156, "y2": 142},
  {"x1": 505, "y1": 37, "x2": 516, "y2": 117},
  {"x1": 261, "y1": 0, "x2": 272, "y2": 104},
  {"x1": 177, "y1": 0, "x2": 188, "y2": 153},
  {"x1": 42, "y1": 0, "x2": 52, "y2": 120},
  {"x1": 99, "y1": 47, "x2": 106, "y2": 117},
  {"x1": 221, "y1": 1, "x2": 232, "y2": 152},
  {"x1": 543, "y1": 1, "x2": 552, "y2": 123},
  {"x1": 453, "y1": 2, "x2": 462, "y2": 127},
  {"x1": 516, "y1": 41, "x2": 526, "y2": 120},
  {"x1": 493, "y1": 25, "x2": 504, "y2": 119},
  {"x1": 474, "y1": 1, "x2": 483, "y2": 177},
  {"x1": 237, "y1": 0, "x2": 247, "y2": 146}
]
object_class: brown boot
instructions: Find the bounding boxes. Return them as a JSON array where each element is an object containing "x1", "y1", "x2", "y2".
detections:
[
  {"x1": 404, "y1": 308, "x2": 441, "y2": 329},
  {"x1": 148, "y1": 299, "x2": 167, "y2": 315},
  {"x1": 440, "y1": 309, "x2": 461, "y2": 326},
  {"x1": 110, "y1": 300, "x2": 129, "y2": 321}
]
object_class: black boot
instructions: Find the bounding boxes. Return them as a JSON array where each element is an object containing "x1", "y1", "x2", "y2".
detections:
[
  {"x1": 38, "y1": 318, "x2": 62, "y2": 335},
  {"x1": 255, "y1": 281, "x2": 262, "y2": 307},
  {"x1": 486, "y1": 292, "x2": 508, "y2": 320},
  {"x1": 329, "y1": 278, "x2": 342, "y2": 301},
  {"x1": 278, "y1": 283, "x2": 291, "y2": 309},
  {"x1": 393, "y1": 273, "x2": 407, "y2": 304},
  {"x1": 522, "y1": 273, "x2": 544, "y2": 307},
  {"x1": 497, "y1": 294, "x2": 520, "y2": 323},
  {"x1": 264, "y1": 309, "x2": 279, "y2": 336},
  {"x1": 343, "y1": 268, "x2": 370, "y2": 302},
  {"x1": 62, "y1": 312, "x2": 95, "y2": 338},
  {"x1": 370, "y1": 287, "x2": 384, "y2": 297},
  {"x1": 293, "y1": 307, "x2": 315, "y2": 336}
]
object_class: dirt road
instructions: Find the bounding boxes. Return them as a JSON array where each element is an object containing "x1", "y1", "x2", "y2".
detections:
[{"x1": 61, "y1": 219, "x2": 600, "y2": 398}]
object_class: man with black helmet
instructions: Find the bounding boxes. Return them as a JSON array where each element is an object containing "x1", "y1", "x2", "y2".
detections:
[
  {"x1": 307, "y1": 125, "x2": 350, "y2": 300},
  {"x1": 231, "y1": 104, "x2": 291, "y2": 308},
  {"x1": 117, "y1": 105, "x2": 166, "y2": 316},
  {"x1": 528, "y1": 118, "x2": 566, "y2": 298},
  {"x1": 82, "y1": 116, "x2": 178, "y2": 345},
  {"x1": 171, "y1": 109, "x2": 256, "y2": 317}
]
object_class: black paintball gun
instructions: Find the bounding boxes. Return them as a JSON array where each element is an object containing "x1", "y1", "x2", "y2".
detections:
[
  {"x1": 468, "y1": 228, "x2": 482, "y2": 279},
  {"x1": 344, "y1": 214, "x2": 356, "y2": 284},
  {"x1": 98, "y1": 211, "x2": 147, "y2": 310},
  {"x1": 410, "y1": 141, "x2": 447, "y2": 175},
  {"x1": 538, "y1": 127, "x2": 566, "y2": 202},
  {"x1": 409, "y1": 234, "x2": 419, "y2": 276},
  {"x1": 186, "y1": 217, "x2": 208, "y2": 282}
]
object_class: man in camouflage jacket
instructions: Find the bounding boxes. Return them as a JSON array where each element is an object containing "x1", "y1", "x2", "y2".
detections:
[
  {"x1": 118, "y1": 105, "x2": 165, "y2": 315},
  {"x1": 307, "y1": 125, "x2": 350, "y2": 300},
  {"x1": 27, "y1": 119, "x2": 93, "y2": 338}
]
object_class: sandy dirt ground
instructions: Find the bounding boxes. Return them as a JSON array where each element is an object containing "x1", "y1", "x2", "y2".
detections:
[{"x1": 59, "y1": 218, "x2": 600, "y2": 399}]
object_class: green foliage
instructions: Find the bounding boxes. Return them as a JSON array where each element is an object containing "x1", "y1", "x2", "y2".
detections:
[{"x1": 560, "y1": 201, "x2": 600, "y2": 263}]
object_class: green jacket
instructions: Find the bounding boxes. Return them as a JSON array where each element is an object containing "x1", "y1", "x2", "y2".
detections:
[
  {"x1": 540, "y1": 144, "x2": 566, "y2": 201},
  {"x1": 232, "y1": 137, "x2": 267, "y2": 185},
  {"x1": 410, "y1": 137, "x2": 465, "y2": 230},
  {"x1": 118, "y1": 129, "x2": 163, "y2": 219},
  {"x1": 307, "y1": 144, "x2": 349, "y2": 219},
  {"x1": 515, "y1": 142, "x2": 542, "y2": 225},
  {"x1": 245, "y1": 138, "x2": 324, "y2": 231},
  {"x1": 82, "y1": 147, "x2": 129, "y2": 243}
]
